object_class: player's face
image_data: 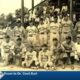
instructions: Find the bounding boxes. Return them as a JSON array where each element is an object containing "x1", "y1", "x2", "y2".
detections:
[
  {"x1": 42, "y1": 47, "x2": 47, "y2": 51},
  {"x1": 54, "y1": 18, "x2": 57, "y2": 22},
  {"x1": 29, "y1": 48, "x2": 33, "y2": 52},
  {"x1": 30, "y1": 22, "x2": 33, "y2": 26},
  {"x1": 66, "y1": 39, "x2": 71, "y2": 44},
  {"x1": 40, "y1": 21, "x2": 43, "y2": 24},
  {"x1": 64, "y1": 16, "x2": 68, "y2": 21},
  {"x1": 17, "y1": 23, "x2": 21, "y2": 27},
  {"x1": 59, "y1": 15, "x2": 62, "y2": 19},
  {"x1": 77, "y1": 37, "x2": 80, "y2": 43},
  {"x1": 53, "y1": 40, "x2": 58, "y2": 45},
  {"x1": 17, "y1": 40, "x2": 21, "y2": 45},
  {"x1": 6, "y1": 38, "x2": 10, "y2": 43}
]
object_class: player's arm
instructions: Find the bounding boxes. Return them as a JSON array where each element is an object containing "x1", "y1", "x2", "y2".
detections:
[
  {"x1": 48, "y1": 51, "x2": 51, "y2": 62},
  {"x1": 10, "y1": 44, "x2": 15, "y2": 55},
  {"x1": 70, "y1": 21, "x2": 74, "y2": 31},
  {"x1": 38, "y1": 51, "x2": 42, "y2": 63},
  {"x1": 21, "y1": 45, "x2": 26, "y2": 58},
  {"x1": 75, "y1": 22, "x2": 78, "y2": 31},
  {"x1": 24, "y1": 52, "x2": 28, "y2": 62},
  {"x1": 33, "y1": 51, "x2": 37, "y2": 61}
]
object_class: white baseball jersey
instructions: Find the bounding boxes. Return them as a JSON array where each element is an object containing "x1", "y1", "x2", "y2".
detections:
[
  {"x1": 62, "y1": 19, "x2": 73, "y2": 32},
  {"x1": 75, "y1": 43, "x2": 80, "y2": 54},
  {"x1": 14, "y1": 26, "x2": 25, "y2": 38},
  {"x1": 1, "y1": 40, "x2": 14, "y2": 58},
  {"x1": 38, "y1": 24, "x2": 48, "y2": 34},
  {"x1": 26, "y1": 26, "x2": 37, "y2": 36},
  {"x1": 25, "y1": 51, "x2": 37, "y2": 62},
  {"x1": 61, "y1": 5, "x2": 68, "y2": 12},
  {"x1": 39, "y1": 50, "x2": 50, "y2": 63},
  {"x1": 6, "y1": 27, "x2": 15, "y2": 41},
  {"x1": 14, "y1": 43, "x2": 26, "y2": 55},
  {"x1": 0, "y1": 29, "x2": 5, "y2": 39},
  {"x1": 54, "y1": 8, "x2": 60, "y2": 13},
  {"x1": 49, "y1": 22, "x2": 61, "y2": 33},
  {"x1": 75, "y1": 21, "x2": 80, "y2": 32}
]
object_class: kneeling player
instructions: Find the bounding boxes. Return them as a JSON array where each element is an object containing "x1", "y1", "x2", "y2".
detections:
[
  {"x1": 62, "y1": 36, "x2": 76, "y2": 69},
  {"x1": 38, "y1": 44, "x2": 52, "y2": 69},
  {"x1": 22, "y1": 46, "x2": 38, "y2": 68},
  {"x1": 14, "y1": 38, "x2": 26, "y2": 66},
  {"x1": 51, "y1": 38, "x2": 64, "y2": 70},
  {"x1": 1, "y1": 35, "x2": 14, "y2": 66}
]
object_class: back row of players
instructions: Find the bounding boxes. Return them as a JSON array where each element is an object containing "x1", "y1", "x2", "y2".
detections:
[{"x1": 2, "y1": 14, "x2": 74, "y2": 47}]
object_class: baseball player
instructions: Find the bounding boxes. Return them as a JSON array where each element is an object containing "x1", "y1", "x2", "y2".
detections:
[
  {"x1": 0, "y1": 24, "x2": 6, "y2": 46},
  {"x1": 61, "y1": 15, "x2": 73, "y2": 41},
  {"x1": 14, "y1": 37, "x2": 26, "y2": 66},
  {"x1": 1, "y1": 35, "x2": 14, "y2": 66},
  {"x1": 74, "y1": 35, "x2": 80, "y2": 62},
  {"x1": 62, "y1": 36, "x2": 76, "y2": 69},
  {"x1": 50, "y1": 38, "x2": 64, "y2": 70},
  {"x1": 22, "y1": 46, "x2": 38, "y2": 68},
  {"x1": 49, "y1": 16, "x2": 61, "y2": 49},
  {"x1": 14, "y1": 20, "x2": 25, "y2": 41},
  {"x1": 75, "y1": 18, "x2": 80, "y2": 41},
  {"x1": 61, "y1": 3, "x2": 68, "y2": 13},
  {"x1": 6, "y1": 25, "x2": 15, "y2": 41},
  {"x1": 26, "y1": 21, "x2": 38, "y2": 47},
  {"x1": 38, "y1": 44, "x2": 52, "y2": 69},
  {"x1": 38, "y1": 19, "x2": 48, "y2": 46}
]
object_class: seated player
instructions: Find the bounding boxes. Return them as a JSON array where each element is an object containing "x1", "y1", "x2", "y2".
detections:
[
  {"x1": 38, "y1": 44, "x2": 52, "y2": 69},
  {"x1": 14, "y1": 37, "x2": 26, "y2": 66},
  {"x1": 1, "y1": 35, "x2": 14, "y2": 66},
  {"x1": 22, "y1": 46, "x2": 38, "y2": 68},
  {"x1": 62, "y1": 36, "x2": 76, "y2": 69}
]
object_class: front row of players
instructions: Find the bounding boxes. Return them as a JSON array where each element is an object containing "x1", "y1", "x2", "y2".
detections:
[{"x1": 0, "y1": 35, "x2": 80, "y2": 70}]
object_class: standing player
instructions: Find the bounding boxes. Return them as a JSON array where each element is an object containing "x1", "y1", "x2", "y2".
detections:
[
  {"x1": 61, "y1": 15, "x2": 73, "y2": 41},
  {"x1": 6, "y1": 25, "x2": 15, "y2": 41},
  {"x1": 0, "y1": 24, "x2": 6, "y2": 46},
  {"x1": 26, "y1": 21, "x2": 38, "y2": 47},
  {"x1": 22, "y1": 46, "x2": 37, "y2": 68},
  {"x1": 49, "y1": 16, "x2": 61, "y2": 49},
  {"x1": 75, "y1": 18, "x2": 80, "y2": 41},
  {"x1": 1, "y1": 35, "x2": 14, "y2": 66},
  {"x1": 14, "y1": 20, "x2": 25, "y2": 41},
  {"x1": 38, "y1": 19, "x2": 48, "y2": 46}
]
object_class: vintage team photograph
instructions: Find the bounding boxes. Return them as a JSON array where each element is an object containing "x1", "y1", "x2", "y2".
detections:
[{"x1": 0, "y1": 0, "x2": 80, "y2": 71}]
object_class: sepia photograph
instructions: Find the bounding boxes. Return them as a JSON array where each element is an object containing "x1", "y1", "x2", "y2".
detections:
[{"x1": 0, "y1": 0, "x2": 80, "y2": 71}]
